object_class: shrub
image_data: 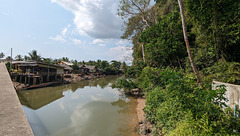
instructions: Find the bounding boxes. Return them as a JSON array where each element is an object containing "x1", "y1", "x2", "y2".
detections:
[
  {"x1": 203, "y1": 61, "x2": 240, "y2": 84},
  {"x1": 143, "y1": 67, "x2": 240, "y2": 135}
]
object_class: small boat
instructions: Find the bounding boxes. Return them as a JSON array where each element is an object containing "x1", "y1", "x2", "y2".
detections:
[{"x1": 23, "y1": 82, "x2": 57, "y2": 90}]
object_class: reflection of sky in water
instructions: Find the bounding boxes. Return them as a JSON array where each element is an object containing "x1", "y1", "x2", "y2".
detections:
[{"x1": 19, "y1": 76, "x2": 137, "y2": 136}]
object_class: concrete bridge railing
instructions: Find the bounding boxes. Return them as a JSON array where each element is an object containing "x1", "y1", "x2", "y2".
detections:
[{"x1": 0, "y1": 63, "x2": 33, "y2": 136}]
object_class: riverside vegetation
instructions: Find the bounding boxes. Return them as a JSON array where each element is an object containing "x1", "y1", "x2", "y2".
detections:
[{"x1": 114, "y1": 0, "x2": 240, "y2": 135}]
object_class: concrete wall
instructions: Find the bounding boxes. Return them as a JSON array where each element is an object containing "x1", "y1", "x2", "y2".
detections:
[
  {"x1": 0, "y1": 63, "x2": 33, "y2": 136},
  {"x1": 213, "y1": 80, "x2": 240, "y2": 109}
]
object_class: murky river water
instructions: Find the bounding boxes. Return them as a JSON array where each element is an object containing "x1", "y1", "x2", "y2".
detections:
[{"x1": 17, "y1": 75, "x2": 139, "y2": 136}]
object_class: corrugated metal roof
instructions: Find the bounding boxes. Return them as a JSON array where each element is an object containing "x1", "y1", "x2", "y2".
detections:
[
  {"x1": 61, "y1": 61, "x2": 73, "y2": 66},
  {"x1": 85, "y1": 65, "x2": 96, "y2": 70},
  {"x1": 58, "y1": 64, "x2": 73, "y2": 70},
  {"x1": 12, "y1": 61, "x2": 64, "y2": 68}
]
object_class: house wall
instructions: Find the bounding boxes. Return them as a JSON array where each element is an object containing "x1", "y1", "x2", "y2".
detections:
[
  {"x1": 57, "y1": 68, "x2": 64, "y2": 75},
  {"x1": 212, "y1": 81, "x2": 240, "y2": 109}
]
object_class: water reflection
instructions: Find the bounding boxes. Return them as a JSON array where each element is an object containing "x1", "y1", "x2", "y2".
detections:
[
  {"x1": 17, "y1": 75, "x2": 120, "y2": 110},
  {"x1": 17, "y1": 75, "x2": 139, "y2": 136}
]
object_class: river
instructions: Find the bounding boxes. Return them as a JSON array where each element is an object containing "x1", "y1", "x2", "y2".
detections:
[{"x1": 17, "y1": 75, "x2": 139, "y2": 136}]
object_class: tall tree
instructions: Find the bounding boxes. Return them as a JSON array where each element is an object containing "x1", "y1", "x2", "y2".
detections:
[
  {"x1": 185, "y1": 0, "x2": 240, "y2": 62},
  {"x1": 121, "y1": 61, "x2": 128, "y2": 73},
  {"x1": 28, "y1": 50, "x2": 42, "y2": 61},
  {"x1": 6, "y1": 56, "x2": 12, "y2": 61},
  {"x1": 118, "y1": 0, "x2": 158, "y2": 61},
  {"x1": 111, "y1": 60, "x2": 121, "y2": 69},
  {"x1": 42, "y1": 58, "x2": 54, "y2": 64},
  {"x1": 177, "y1": 0, "x2": 202, "y2": 84},
  {"x1": 140, "y1": 11, "x2": 187, "y2": 68},
  {"x1": 62, "y1": 57, "x2": 69, "y2": 62},
  {"x1": 0, "y1": 52, "x2": 5, "y2": 58},
  {"x1": 15, "y1": 55, "x2": 23, "y2": 61},
  {"x1": 24, "y1": 55, "x2": 29, "y2": 61}
]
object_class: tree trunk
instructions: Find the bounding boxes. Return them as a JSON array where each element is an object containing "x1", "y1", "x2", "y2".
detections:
[
  {"x1": 141, "y1": 43, "x2": 145, "y2": 62},
  {"x1": 177, "y1": 0, "x2": 202, "y2": 84}
]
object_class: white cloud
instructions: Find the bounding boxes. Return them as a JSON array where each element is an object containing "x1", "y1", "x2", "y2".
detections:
[
  {"x1": 50, "y1": 35, "x2": 66, "y2": 42},
  {"x1": 50, "y1": 25, "x2": 71, "y2": 42},
  {"x1": 51, "y1": 0, "x2": 123, "y2": 39},
  {"x1": 72, "y1": 38, "x2": 81, "y2": 45},
  {"x1": 116, "y1": 39, "x2": 131, "y2": 45},
  {"x1": 62, "y1": 27, "x2": 68, "y2": 36},
  {"x1": 92, "y1": 39, "x2": 104, "y2": 44},
  {"x1": 97, "y1": 44, "x2": 105, "y2": 47},
  {"x1": 108, "y1": 46, "x2": 133, "y2": 63}
]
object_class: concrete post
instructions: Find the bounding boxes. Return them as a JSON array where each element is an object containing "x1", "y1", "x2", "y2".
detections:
[{"x1": 33, "y1": 78, "x2": 36, "y2": 85}]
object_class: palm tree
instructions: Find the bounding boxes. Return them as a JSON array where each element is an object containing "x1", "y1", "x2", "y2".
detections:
[
  {"x1": 15, "y1": 55, "x2": 23, "y2": 61},
  {"x1": 0, "y1": 52, "x2": 5, "y2": 58},
  {"x1": 177, "y1": 0, "x2": 202, "y2": 84},
  {"x1": 24, "y1": 55, "x2": 30, "y2": 61},
  {"x1": 6, "y1": 56, "x2": 12, "y2": 61},
  {"x1": 28, "y1": 50, "x2": 41, "y2": 61}
]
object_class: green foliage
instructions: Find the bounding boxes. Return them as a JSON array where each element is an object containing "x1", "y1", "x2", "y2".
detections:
[
  {"x1": 203, "y1": 61, "x2": 240, "y2": 84},
  {"x1": 61, "y1": 57, "x2": 69, "y2": 62},
  {"x1": 117, "y1": 0, "x2": 240, "y2": 135},
  {"x1": 42, "y1": 58, "x2": 54, "y2": 64},
  {"x1": 142, "y1": 68, "x2": 239, "y2": 135},
  {"x1": 72, "y1": 60, "x2": 79, "y2": 71},
  {"x1": 191, "y1": 46, "x2": 216, "y2": 71},
  {"x1": 121, "y1": 61, "x2": 128, "y2": 73},
  {"x1": 110, "y1": 60, "x2": 121, "y2": 70},
  {"x1": 5, "y1": 62, "x2": 10, "y2": 70},
  {"x1": 136, "y1": 66, "x2": 181, "y2": 91},
  {"x1": 0, "y1": 52, "x2": 5, "y2": 58},
  {"x1": 15, "y1": 55, "x2": 23, "y2": 61},
  {"x1": 125, "y1": 60, "x2": 146, "y2": 78},
  {"x1": 185, "y1": 0, "x2": 240, "y2": 62},
  {"x1": 140, "y1": 11, "x2": 187, "y2": 67},
  {"x1": 28, "y1": 50, "x2": 42, "y2": 61},
  {"x1": 112, "y1": 78, "x2": 137, "y2": 90},
  {"x1": 99, "y1": 60, "x2": 109, "y2": 70}
]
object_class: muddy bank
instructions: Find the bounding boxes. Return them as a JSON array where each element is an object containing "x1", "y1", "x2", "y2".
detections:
[
  {"x1": 63, "y1": 73, "x2": 104, "y2": 83},
  {"x1": 127, "y1": 88, "x2": 154, "y2": 136},
  {"x1": 13, "y1": 82, "x2": 26, "y2": 91},
  {"x1": 136, "y1": 98, "x2": 154, "y2": 136}
]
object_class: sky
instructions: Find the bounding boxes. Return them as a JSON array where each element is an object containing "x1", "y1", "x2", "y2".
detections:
[{"x1": 0, "y1": 0, "x2": 133, "y2": 63}]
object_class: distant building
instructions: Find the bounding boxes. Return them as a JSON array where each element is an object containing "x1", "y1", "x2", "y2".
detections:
[
  {"x1": 77, "y1": 64, "x2": 87, "y2": 74},
  {"x1": 85, "y1": 65, "x2": 99, "y2": 73},
  {"x1": 58, "y1": 61, "x2": 73, "y2": 74},
  {"x1": 59, "y1": 61, "x2": 73, "y2": 66},
  {"x1": 11, "y1": 61, "x2": 64, "y2": 85}
]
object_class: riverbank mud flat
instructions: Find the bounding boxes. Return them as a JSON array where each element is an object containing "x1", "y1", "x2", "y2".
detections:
[
  {"x1": 63, "y1": 73, "x2": 104, "y2": 83},
  {"x1": 136, "y1": 98, "x2": 154, "y2": 136}
]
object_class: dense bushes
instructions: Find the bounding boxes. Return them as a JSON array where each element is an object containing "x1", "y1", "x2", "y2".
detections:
[
  {"x1": 142, "y1": 67, "x2": 239, "y2": 135},
  {"x1": 203, "y1": 61, "x2": 240, "y2": 84},
  {"x1": 112, "y1": 78, "x2": 137, "y2": 90},
  {"x1": 115, "y1": 66, "x2": 240, "y2": 135}
]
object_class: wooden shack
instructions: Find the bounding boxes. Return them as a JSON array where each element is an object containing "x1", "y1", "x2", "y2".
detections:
[
  {"x1": 11, "y1": 61, "x2": 64, "y2": 86},
  {"x1": 58, "y1": 61, "x2": 73, "y2": 74}
]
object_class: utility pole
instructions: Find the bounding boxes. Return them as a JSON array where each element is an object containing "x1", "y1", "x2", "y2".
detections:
[{"x1": 10, "y1": 48, "x2": 12, "y2": 69}]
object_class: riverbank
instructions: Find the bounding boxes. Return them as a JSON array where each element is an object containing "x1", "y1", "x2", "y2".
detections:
[
  {"x1": 13, "y1": 73, "x2": 105, "y2": 91},
  {"x1": 136, "y1": 97, "x2": 154, "y2": 136},
  {"x1": 63, "y1": 73, "x2": 104, "y2": 83}
]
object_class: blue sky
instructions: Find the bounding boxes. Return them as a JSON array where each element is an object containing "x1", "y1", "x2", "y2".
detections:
[{"x1": 0, "y1": 0, "x2": 133, "y2": 63}]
